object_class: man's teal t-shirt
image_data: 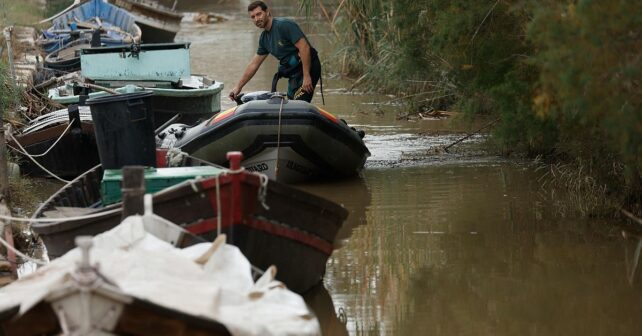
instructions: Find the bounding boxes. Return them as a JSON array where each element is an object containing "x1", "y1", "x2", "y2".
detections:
[{"x1": 257, "y1": 18, "x2": 307, "y2": 67}]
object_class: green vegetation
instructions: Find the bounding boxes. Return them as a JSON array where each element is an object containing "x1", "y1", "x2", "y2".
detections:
[
  {"x1": 302, "y1": 0, "x2": 642, "y2": 210},
  {"x1": 0, "y1": 62, "x2": 17, "y2": 119},
  {"x1": 0, "y1": 0, "x2": 43, "y2": 27}
]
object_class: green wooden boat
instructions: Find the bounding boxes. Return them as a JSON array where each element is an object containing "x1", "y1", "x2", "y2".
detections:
[{"x1": 48, "y1": 43, "x2": 223, "y2": 125}]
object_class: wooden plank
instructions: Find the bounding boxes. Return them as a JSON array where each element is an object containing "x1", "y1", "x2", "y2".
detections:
[
  {"x1": 115, "y1": 300, "x2": 230, "y2": 336},
  {"x1": 1, "y1": 302, "x2": 60, "y2": 335},
  {"x1": 43, "y1": 206, "x2": 97, "y2": 218},
  {"x1": 0, "y1": 201, "x2": 17, "y2": 279},
  {"x1": 121, "y1": 166, "x2": 145, "y2": 220}
]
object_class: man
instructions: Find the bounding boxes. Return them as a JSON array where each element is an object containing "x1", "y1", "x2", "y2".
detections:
[{"x1": 228, "y1": 1, "x2": 322, "y2": 103}]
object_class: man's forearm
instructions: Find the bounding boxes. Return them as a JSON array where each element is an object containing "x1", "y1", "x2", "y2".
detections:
[
  {"x1": 237, "y1": 63, "x2": 260, "y2": 89},
  {"x1": 299, "y1": 44, "x2": 311, "y2": 78}
]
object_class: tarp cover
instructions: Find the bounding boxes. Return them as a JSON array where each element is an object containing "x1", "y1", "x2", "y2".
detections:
[{"x1": 0, "y1": 215, "x2": 320, "y2": 336}]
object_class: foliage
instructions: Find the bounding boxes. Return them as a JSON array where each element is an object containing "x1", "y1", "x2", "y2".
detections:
[
  {"x1": 0, "y1": 0, "x2": 43, "y2": 27},
  {"x1": 529, "y1": 1, "x2": 642, "y2": 201},
  {"x1": 45, "y1": 0, "x2": 75, "y2": 19},
  {"x1": 0, "y1": 62, "x2": 17, "y2": 119},
  {"x1": 301, "y1": 0, "x2": 642, "y2": 206}
]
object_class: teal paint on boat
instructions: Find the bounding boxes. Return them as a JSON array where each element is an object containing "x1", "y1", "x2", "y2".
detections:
[
  {"x1": 101, "y1": 166, "x2": 225, "y2": 205},
  {"x1": 50, "y1": 43, "x2": 224, "y2": 124},
  {"x1": 80, "y1": 43, "x2": 191, "y2": 82},
  {"x1": 49, "y1": 81, "x2": 223, "y2": 111}
]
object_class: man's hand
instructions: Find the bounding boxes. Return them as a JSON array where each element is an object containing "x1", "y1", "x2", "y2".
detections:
[
  {"x1": 228, "y1": 86, "x2": 241, "y2": 101},
  {"x1": 302, "y1": 75, "x2": 313, "y2": 93}
]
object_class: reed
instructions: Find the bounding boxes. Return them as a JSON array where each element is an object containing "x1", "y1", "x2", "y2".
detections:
[{"x1": 535, "y1": 157, "x2": 615, "y2": 218}]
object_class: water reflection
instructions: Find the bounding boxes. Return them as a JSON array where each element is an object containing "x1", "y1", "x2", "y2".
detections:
[
  {"x1": 304, "y1": 284, "x2": 349, "y2": 336},
  {"x1": 324, "y1": 164, "x2": 642, "y2": 335},
  {"x1": 297, "y1": 176, "x2": 371, "y2": 246},
  {"x1": 622, "y1": 229, "x2": 642, "y2": 286}
]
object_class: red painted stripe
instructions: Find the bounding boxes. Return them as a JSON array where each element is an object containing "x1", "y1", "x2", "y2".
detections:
[
  {"x1": 245, "y1": 217, "x2": 334, "y2": 255},
  {"x1": 186, "y1": 218, "x2": 232, "y2": 235},
  {"x1": 185, "y1": 217, "x2": 334, "y2": 256}
]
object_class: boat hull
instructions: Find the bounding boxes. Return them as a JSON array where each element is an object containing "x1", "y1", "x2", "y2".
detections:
[
  {"x1": 37, "y1": 0, "x2": 142, "y2": 54},
  {"x1": 9, "y1": 107, "x2": 100, "y2": 178},
  {"x1": 112, "y1": 0, "x2": 182, "y2": 43},
  {"x1": 158, "y1": 99, "x2": 370, "y2": 183},
  {"x1": 32, "y1": 165, "x2": 347, "y2": 293},
  {"x1": 137, "y1": 21, "x2": 178, "y2": 43},
  {"x1": 49, "y1": 79, "x2": 224, "y2": 127}
]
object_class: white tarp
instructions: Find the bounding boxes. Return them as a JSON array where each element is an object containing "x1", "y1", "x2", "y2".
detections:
[{"x1": 0, "y1": 215, "x2": 320, "y2": 336}]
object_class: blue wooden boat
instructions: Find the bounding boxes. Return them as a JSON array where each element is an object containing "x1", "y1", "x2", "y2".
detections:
[{"x1": 37, "y1": 0, "x2": 141, "y2": 54}]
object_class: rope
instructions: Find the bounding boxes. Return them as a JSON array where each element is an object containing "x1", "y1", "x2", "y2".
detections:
[
  {"x1": 275, "y1": 96, "x2": 285, "y2": 178},
  {"x1": 9, "y1": 118, "x2": 76, "y2": 158},
  {"x1": 8, "y1": 132, "x2": 70, "y2": 183},
  {"x1": 257, "y1": 173, "x2": 269, "y2": 210},
  {"x1": 215, "y1": 174, "x2": 222, "y2": 235},
  {"x1": 0, "y1": 208, "x2": 120, "y2": 223},
  {"x1": 0, "y1": 235, "x2": 48, "y2": 266},
  {"x1": 166, "y1": 150, "x2": 270, "y2": 210},
  {"x1": 185, "y1": 154, "x2": 227, "y2": 170}
]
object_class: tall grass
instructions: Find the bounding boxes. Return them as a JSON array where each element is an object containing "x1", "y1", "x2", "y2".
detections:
[
  {"x1": 301, "y1": 0, "x2": 642, "y2": 211},
  {"x1": 0, "y1": 0, "x2": 43, "y2": 27}
]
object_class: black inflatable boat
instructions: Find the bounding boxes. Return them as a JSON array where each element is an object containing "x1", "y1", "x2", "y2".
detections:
[{"x1": 157, "y1": 92, "x2": 370, "y2": 183}]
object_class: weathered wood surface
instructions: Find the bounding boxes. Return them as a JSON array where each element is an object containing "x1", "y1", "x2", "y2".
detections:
[
  {"x1": 3, "y1": 26, "x2": 39, "y2": 88},
  {"x1": 0, "y1": 200, "x2": 17, "y2": 286},
  {"x1": 121, "y1": 166, "x2": 146, "y2": 220}
]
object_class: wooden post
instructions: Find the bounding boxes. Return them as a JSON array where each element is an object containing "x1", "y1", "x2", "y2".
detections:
[
  {"x1": 0, "y1": 117, "x2": 8, "y2": 199},
  {"x1": 0, "y1": 200, "x2": 16, "y2": 281},
  {"x1": 226, "y1": 151, "x2": 243, "y2": 243},
  {"x1": 121, "y1": 166, "x2": 145, "y2": 220},
  {"x1": 3, "y1": 27, "x2": 16, "y2": 89}
]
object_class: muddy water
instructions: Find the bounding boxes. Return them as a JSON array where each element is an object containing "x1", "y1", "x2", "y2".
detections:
[{"x1": 157, "y1": 1, "x2": 642, "y2": 334}]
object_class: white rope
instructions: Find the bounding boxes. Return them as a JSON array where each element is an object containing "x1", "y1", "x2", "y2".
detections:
[
  {"x1": 257, "y1": 173, "x2": 270, "y2": 210},
  {"x1": 0, "y1": 208, "x2": 120, "y2": 223},
  {"x1": 167, "y1": 151, "x2": 270, "y2": 210},
  {"x1": 0, "y1": 235, "x2": 48, "y2": 266},
  {"x1": 8, "y1": 132, "x2": 71, "y2": 183},
  {"x1": 9, "y1": 118, "x2": 76, "y2": 158}
]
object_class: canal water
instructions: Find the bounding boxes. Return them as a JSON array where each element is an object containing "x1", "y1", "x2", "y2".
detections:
[
  {"x1": 20, "y1": 1, "x2": 640, "y2": 335},
  {"x1": 170, "y1": 1, "x2": 642, "y2": 335}
]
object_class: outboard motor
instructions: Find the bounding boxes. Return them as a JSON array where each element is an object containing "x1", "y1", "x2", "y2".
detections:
[{"x1": 157, "y1": 123, "x2": 189, "y2": 144}]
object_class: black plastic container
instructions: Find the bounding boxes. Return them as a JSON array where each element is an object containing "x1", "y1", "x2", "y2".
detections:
[{"x1": 86, "y1": 92, "x2": 157, "y2": 169}]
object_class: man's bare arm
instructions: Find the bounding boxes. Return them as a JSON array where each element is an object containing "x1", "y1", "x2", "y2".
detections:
[
  {"x1": 229, "y1": 54, "x2": 268, "y2": 100},
  {"x1": 295, "y1": 38, "x2": 313, "y2": 93}
]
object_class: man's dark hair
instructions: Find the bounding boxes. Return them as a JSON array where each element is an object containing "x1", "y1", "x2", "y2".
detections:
[{"x1": 248, "y1": 1, "x2": 268, "y2": 12}]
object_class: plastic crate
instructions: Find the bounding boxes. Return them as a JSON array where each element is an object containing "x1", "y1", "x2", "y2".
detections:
[{"x1": 101, "y1": 166, "x2": 225, "y2": 205}]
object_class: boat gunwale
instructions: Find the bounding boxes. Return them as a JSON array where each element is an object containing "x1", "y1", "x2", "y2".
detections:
[{"x1": 32, "y1": 166, "x2": 347, "y2": 235}]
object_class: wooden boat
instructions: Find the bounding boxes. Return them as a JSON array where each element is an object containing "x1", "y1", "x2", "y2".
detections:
[
  {"x1": 8, "y1": 105, "x2": 99, "y2": 178},
  {"x1": 37, "y1": 0, "x2": 141, "y2": 54},
  {"x1": 157, "y1": 92, "x2": 371, "y2": 183},
  {"x1": 111, "y1": 0, "x2": 183, "y2": 43},
  {"x1": 31, "y1": 153, "x2": 348, "y2": 293},
  {"x1": 48, "y1": 43, "x2": 224, "y2": 125},
  {"x1": 43, "y1": 39, "x2": 91, "y2": 73},
  {"x1": 1, "y1": 215, "x2": 319, "y2": 334}
]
